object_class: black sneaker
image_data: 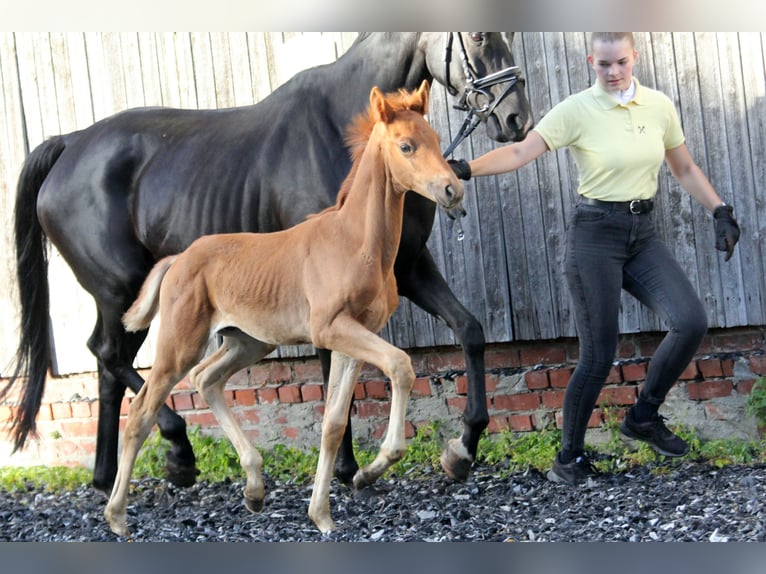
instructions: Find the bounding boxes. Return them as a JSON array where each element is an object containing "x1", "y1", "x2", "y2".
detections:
[
  {"x1": 620, "y1": 409, "x2": 689, "y2": 457},
  {"x1": 546, "y1": 453, "x2": 599, "y2": 485}
]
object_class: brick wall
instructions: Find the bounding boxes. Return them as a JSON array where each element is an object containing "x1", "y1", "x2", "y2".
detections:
[{"x1": 1, "y1": 327, "x2": 764, "y2": 470}]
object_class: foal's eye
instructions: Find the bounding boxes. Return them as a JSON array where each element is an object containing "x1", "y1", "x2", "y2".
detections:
[
  {"x1": 399, "y1": 142, "x2": 413, "y2": 154},
  {"x1": 469, "y1": 32, "x2": 486, "y2": 45}
]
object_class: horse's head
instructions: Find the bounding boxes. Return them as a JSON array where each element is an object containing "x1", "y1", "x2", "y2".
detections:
[
  {"x1": 422, "y1": 32, "x2": 534, "y2": 144},
  {"x1": 368, "y1": 80, "x2": 464, "y2": 211}
]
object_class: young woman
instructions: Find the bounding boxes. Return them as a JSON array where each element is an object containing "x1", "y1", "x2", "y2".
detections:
[{"x1": 449, "y1": 32, "x2": 740, "y2": 484}]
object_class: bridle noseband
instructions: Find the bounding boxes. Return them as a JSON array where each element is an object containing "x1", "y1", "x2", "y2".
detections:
[{"x1": 442, "y1": 32, "x2": 524, "y2": 158}]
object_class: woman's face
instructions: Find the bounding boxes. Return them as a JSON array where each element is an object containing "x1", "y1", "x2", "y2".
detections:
[{"x1": 588, "y1": 37, "x2": 637, "y2": 93}]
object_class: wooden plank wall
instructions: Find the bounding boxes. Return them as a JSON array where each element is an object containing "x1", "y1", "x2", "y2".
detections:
[{"x1": 1, "y1": 32, "x2": 764, "y2": 378}]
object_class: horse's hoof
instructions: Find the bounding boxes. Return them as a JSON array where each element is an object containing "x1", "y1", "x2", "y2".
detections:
[
  {"x1": 165, "y1": 460, "x2": 200, "y2": 488},
  {"x1": 440, "y1": 438, "x2": 473, "y2": 482},
  {"x1": 334, "y1": 461, "x2": 359, "y2": 487},
  {"x1": 244, "y1": 496, "x2": 264, "y2": 513},
  {"x1": 91, "y1": 478, "x2": 114, "y2": 495},
  {"x1": 104, "y1": 509, "x2": 129, "y2": 537}
]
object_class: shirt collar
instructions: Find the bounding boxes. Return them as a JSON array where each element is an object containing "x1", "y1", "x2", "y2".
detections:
[{"x1": 591, "y1": 77, "x2": 645, "y2": 109}]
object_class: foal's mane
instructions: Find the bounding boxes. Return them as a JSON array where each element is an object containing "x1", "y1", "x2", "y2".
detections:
[{"x1": 308, "y1": 87, "x2": 426, "y2": 218}]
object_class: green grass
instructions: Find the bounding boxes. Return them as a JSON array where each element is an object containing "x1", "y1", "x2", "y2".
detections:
[{"x1": 2, "y1": 420, "x2": 765, "y2": 493}]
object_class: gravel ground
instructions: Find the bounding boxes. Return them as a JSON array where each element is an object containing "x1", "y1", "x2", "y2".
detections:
[{"x1": 2, "y1": 460, "x2": 766, "y2": 542}]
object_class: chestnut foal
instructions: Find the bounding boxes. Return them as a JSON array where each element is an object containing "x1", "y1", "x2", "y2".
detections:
[{"x1": 103, "y1": 80, "x2": 463, "y2": 535}]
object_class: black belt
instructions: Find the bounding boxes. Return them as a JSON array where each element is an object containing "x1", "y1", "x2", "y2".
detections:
[{"x1": 579, "y1": 197, "x2": 654, "y2": 214}]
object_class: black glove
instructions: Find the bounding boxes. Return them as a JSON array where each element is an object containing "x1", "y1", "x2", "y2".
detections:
[
  {"x1": 713, "y1": 204, "x2": 740, "y2": 262},
  {"x1": 448, "y1": 158, "x2": 471, "y2": 180}
]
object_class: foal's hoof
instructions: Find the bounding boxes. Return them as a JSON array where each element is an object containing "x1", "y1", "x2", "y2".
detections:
[
  {"x1": 334, "y1": 460, "x2": 360, "y2": 487},
  {"x1": 351, "y1": 468, "x2": 374, "y2": 491},
  {"x1": 244, "y1": 496, "x2": 264, "y2": 514},
  {"x1": 165, "y1": 460, "x2": 200, "y2": 488},
  {"x1": 440, "y1": 438, "x2": 473, "y2": 482}
]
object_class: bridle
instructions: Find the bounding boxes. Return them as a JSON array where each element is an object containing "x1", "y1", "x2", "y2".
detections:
[{"x1": 441, "y1": 32, "x2": 524, "y2": 158}]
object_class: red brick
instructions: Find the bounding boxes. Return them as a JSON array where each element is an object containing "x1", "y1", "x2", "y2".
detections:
[
  {"x1": 35, "y1": 404, "x2": 53, "y2": 421},
  {"x1": 548, "y1": 367, "x2": 572, "y2": 388},
  {"x1": 605, "y1": 366, "x2": 622, "y2": 384},
  {"x1": 258, "y1": 387, "x2": 279, "y2": 403},
  {"x1": 616, "y1": 339, "x2": 637, "y2": 359},
  {"x1": 191, "y1": 393, "x2": 208, "y2": 410},
  {"x1": 494, "y1": 393, "x2": 540, "y2": 412},
  {"x1": 714, "y1": 332, "x2": 763, "y2": 352},
  {"x1": 250, "y1": 363, "x2": 291, "y2": 386},
  {"x1": 597, "y1": 386, "x2": 637, "y2": 406},
  {"x1": 409, "y1": 354, "x2": 429, "y2": 374},
  {"x1": 485, "y1": 347, "x2": 520, "y2": 369},
  {"x1": 283, "y1": 427, "x2": 299, "y2": 440},
  {"x1": 300, "y1": 383, "x2": 324, "y2": 402},
  {"x1": 411, "y1": 377, "x2": 431, "y2": 397},
  {"x1": 587, "y1": 410, "x2": 604, "y2": 428},
  {"x1": 60, "y1": 419, "x2": 98, "y2": 438},
  {"x1": 721, "y1": 358, "x2": 735, "y2": 377},
  {"x1": 679, "y1": 361, "x2": 699, "y2": 380},
  {"x1": 519, "y1": 345, "x2": 566, "y2": 366},
  {"x1": 704, "y1": 403, "x2": 727, "y2": 420},
  {"x1": 736, "y1": 379, "x2": 756, "y2": 395},
  {"x1": 427, "y1": 350, "x2": 465, "y2": 373},
  {"x1": 508, "y1": 414, "x2": 534, "y2": 431},
  {"x1": 50, "y1": 402, "x2": 72, "y2": 420},
  {"x1": 277, "y1": 384, "x2": 302, "y2": 404},
  {"x1": 454, "y1": 375, "x2": 468, "y2": 395},
  {"x1": 70, "y1": 401, "x2": 91, "y2": 418},
  {"x1": 487, "y1": 415, "x2": 510, "y2": 433},
  {"x1": 698, "y1": 358, "x2": 723, "y2": 378},
  {"x1": 621, "y1": 362, "x2": 647, "y2": 382},
  {"x1": 293, "y1": 360, "x2": 324, "y2": 382},
  {"x1": 235, "y1": 408, "x2": 260, "y2": 425},
  {"x1": 542, "y1": 389, "x2": 565, "y2": 409},
  {"x1": 447, "y1": 396, "x2": 467, "y2": 412},
  {"x1": 687, "y1": 380, "x2": 733, "y2": 400},
  {"x1": 234, "y1": 388, "x2": 257, "y2": 406},
  {"x1": 525, "y1": 370, "x2": 549, "y2": 389},
  {"x1": 365, "y1": 380, "x2": 388, "y2": 399},
  {"x1": 749, "y1": 355, "x2": 766, "y2": 375},
  {"x1": 184, "y1": 411, "x2": 218, "y2": 428},
  {"x1": 172, "y1": 392, "x2": 195, "y2": 411},
  {"x1": 404, "y1": 420, "x2": 416, "y2": 439},
  {"x1": 484, "y1": 374, "x2": 499, "y2": 393},
  {"x1": 356, "y1": 401, "x2": 389, "y2": 419},
  {"x1": 353, "y1": 383, "x2": 366, "y2": 400}
]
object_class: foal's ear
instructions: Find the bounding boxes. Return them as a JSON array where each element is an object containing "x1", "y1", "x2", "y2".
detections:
[
  {"x1": 412, "y1": 79, "x2": 430, "y2": 115},
  {"x1": 370, "y1": 86, "x2": 393, "y2": 123}
]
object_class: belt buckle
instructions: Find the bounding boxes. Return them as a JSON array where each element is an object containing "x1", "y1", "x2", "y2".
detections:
[{"x1": 629, "y1": 199, "x2": 642, "y2": 214}]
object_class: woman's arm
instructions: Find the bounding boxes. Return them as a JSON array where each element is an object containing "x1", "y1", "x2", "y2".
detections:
[
  {"x1": 664, "y1": 143, "x2": 725, "y2": 211},
  {"x1": 468, "y1": 131, "x2": 550, "y2": 177}
]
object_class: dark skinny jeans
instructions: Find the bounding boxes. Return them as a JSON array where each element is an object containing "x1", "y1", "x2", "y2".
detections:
[{"x1": 561, "y1": 201, "x2": 708, "y2": 456}]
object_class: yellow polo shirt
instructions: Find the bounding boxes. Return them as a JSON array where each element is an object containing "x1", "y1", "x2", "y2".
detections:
[{"x1": 533, "y1": 78, "x2": 685, "y2": 201}]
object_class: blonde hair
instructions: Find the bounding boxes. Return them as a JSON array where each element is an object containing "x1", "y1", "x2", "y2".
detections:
[{"x1": 589, "y1": 32, "x2": 635, "y2": 50}]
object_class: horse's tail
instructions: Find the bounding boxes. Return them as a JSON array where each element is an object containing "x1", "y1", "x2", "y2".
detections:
[
  {"x1": 122, "y1": 256, "x2": 176, "y2": 332},
  {"x1": 1, "y1": 135, "x2": 67, "y2": 452}
]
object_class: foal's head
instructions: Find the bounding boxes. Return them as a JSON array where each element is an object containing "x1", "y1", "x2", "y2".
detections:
[{"x1": 340, "y1": 80, "x2": 464, "y2": 211}]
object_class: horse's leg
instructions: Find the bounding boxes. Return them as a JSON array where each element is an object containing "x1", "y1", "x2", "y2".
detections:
[
  {"x1": 105, "y1": 305, "x2": 210, "y2": 536},
  {"x1": 308, "y1": 351, "x2": 363, "y2": 533},
  {"x1": 103, "y1": 362, "x2": 184, "y2": 536},
  {"x1": 317, "y1": 348, "x2": 358, "y2": 486},
  {"x1": 88, "y1": 308, "x2": 197, "y2": 492},
  {"x1": 190, "y1": 335, "x2": 275, "y2": 514},
  {"x1": 397, "y1": 249, "x2": 487, "y2": 482},
  {"x1": 314, "y1": 318, "x2": 416, "y2": 490}
]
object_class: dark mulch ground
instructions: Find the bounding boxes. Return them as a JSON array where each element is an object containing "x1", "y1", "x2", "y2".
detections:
[{"x1": 2, "y1": 460, "x2": 765, "y2": 542}]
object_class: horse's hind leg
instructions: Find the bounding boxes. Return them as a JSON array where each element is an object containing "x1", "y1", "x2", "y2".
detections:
[
  {"x1": 104, "y1": 360, "x2": 185, "y2": 536},
  {"x1": 396, "y1": 250, "x2": 487, "y2": 482},
  {"x1": 317, "y1": 348, "x2": 358, "y2": 486},
  {"x1": 190, "y1": 334, "x2": 275, "y2": 514},
  {"x1": 309, "y1": 351, "x2": 362, "y2": 533},
  {"x1": 88, "y1": 307, "x2": 197, "y2": 491}
]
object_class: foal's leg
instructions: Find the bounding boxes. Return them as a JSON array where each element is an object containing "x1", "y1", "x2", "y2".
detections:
[
  {"x1": 308, "y1": 352, "x2": 362, "y2": 533},
  {"x1": 396, "y1": 249, "x2": 487, "y2": 482},
  {"x1": 190, "y1": 334, "x2": 275, "y2": 513},
  {"x1": 317, "y1": 348, "x2": 358, "y2": 486},
  {"x1": 103, "y1": 364, "x2": 186, "y2": 536},
  {"x1": 316, "y1": 317, "x2": 416, "y2": 490}
]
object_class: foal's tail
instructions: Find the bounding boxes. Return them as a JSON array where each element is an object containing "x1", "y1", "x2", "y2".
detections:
[
  {"x1": 1, "y1": 136, "x2": 67, "y2": 452},
  {"x1": 122, "y1": 256, "x2": 177, "y2": 332}
]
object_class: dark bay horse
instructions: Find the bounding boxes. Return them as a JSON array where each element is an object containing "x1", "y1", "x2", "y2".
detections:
[
  {"x1": 5, "y1": 32, "x2": 533, "y2": 491},
  {"x1": 105, "y1": 81, "x2": 463, "y2": 534}
]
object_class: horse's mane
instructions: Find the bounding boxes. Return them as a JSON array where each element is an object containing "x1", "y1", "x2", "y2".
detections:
[{"x1": 307, "y1": 87, "x2": 426, "y2": 219}]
